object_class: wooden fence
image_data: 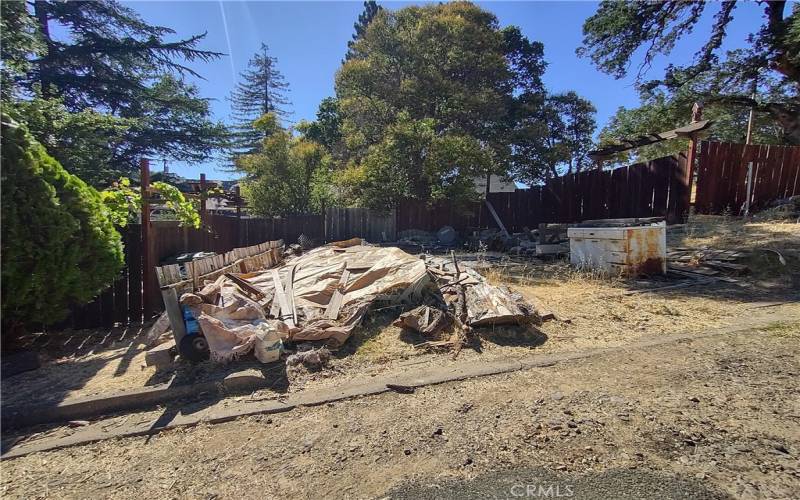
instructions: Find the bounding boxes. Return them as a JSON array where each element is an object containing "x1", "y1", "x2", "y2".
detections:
[
  {"x1": 63, "y1": 152, "x2": 695, "y2": 330},
  {"x1": 694, "y1": 141, "x2": 800, "y2": 214},
  {"x1": 395, "y1": 154, "x2": 690, "y2": 232},
  {"x1": 63, "y1": 213, "x2": 325, "y2": 330},
  {"x1": 326, "y1": 207, "x2": 397, "y2": 242}
]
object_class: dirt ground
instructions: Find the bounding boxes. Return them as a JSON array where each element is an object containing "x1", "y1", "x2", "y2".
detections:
[
  {"x1": 3, "y1": 216, "x2": 798, "y2": 408},
  {"x1": 2, "y1": 316, "x2": 798, "y2": 499},
  {"x1": 2, "y1": 216, "x2": 799, "y2": 498}
]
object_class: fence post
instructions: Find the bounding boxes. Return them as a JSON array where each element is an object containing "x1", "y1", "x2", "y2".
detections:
[
  {"x1": 140, "y1": 158, "x2": 155, "y2": 319},
  {"x1": 744, "y1": 161, "x2": 754, "y2": 216},
  {"x1": 235, "y1": 185, "x2": 243, "y2": 246},
  {"x1": 682, "y1": 102, "x2": 703, "y2": 217},
  {"x1": 200, "y1": 173, "x2": 208, "y2": 249}
]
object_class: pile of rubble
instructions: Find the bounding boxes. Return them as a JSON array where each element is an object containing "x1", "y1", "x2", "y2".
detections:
[
  {"x1": 667, "y1": 248, "x2": 751, "y2": 277},
  {"x1": 174, "y1": 240, "x2": 541, "y2": 364}
]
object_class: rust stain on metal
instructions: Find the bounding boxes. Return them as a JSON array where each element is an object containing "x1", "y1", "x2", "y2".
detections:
[{"x1": 625, "y1": 228, "x2": 667, "y2": 276}]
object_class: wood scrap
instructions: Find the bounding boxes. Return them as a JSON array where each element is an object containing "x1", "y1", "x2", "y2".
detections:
[
  {"x1": 223, "y1": 273, "x2": 266, "y2": 300},
  {"x1": 284, "y1": 264, "x2": 298, "y2": 326},
  {"x1": 704, "y1": 261, "x2": 750, "y2": 274},
  {"x1": 324, "y1": 266, "x2": 351, "y2": 320},
  {"x1": 485, "y1": 200, "x2": 510, "y2": 238},
  {"x1": 270, "y1": 269, "x2": 294, "y2": 328}
]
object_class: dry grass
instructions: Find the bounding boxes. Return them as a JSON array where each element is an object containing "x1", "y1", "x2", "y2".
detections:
[
  {"x1": 678, "y1": 214, "x2": 800, "y2": 281},
  {"x1": 5, "y1": 217, "x2": 797, "y2": 406}
]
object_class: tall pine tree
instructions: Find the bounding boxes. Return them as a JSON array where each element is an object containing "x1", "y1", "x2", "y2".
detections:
[
  {"x1": 345, "y1": 1, "x2": 382, "y2": 61},
  {"x1": 5, "y1": 1, "x2": 227, "y2": 184},
  {"x1": 229, "y1": 43, "x2": 290, "y2": 157}
]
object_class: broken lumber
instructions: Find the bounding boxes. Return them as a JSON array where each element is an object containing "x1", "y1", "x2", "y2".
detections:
[
  {"x1": 270, "y1": 269, "x2": 294, "y2": 328},
  {"x1": 324, "y1": 266, "x2": 350, "y2": 320},
  {"x1": 485, "y1": 200, "x2": 510, "y2": 238},
  {"x1": 223, "y1": 273, "x2": 266, "y2": 300}
]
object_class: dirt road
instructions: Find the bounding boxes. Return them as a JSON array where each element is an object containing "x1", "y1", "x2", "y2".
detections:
[{"x1": 3, "y1": 315, "x2": 798, "y2": 499}]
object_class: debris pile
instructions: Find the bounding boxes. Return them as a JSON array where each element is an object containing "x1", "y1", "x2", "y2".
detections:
[
  {"x1": 176, "y1": 243, "x2": 541, "y2": 363},
  {"x1": 467, "y1": 224, "x2": 569, "y2": 257},
  {"x1": 754, "y1": 195, "x2": 800, "y2": 221},
  {"x1": 667, "y1": 248, "x2": 751, "y2": 277}
]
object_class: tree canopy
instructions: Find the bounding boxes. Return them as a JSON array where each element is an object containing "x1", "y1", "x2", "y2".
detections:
[
  {"x1": 579, "y1": 1, "x2": 800, "y2": 144},
  {"x1": 345, "y1": 1, "x2": 383, "y2": 62},
  {"x1": 598, "y1": 64, "x2": 791, "y2": 164},
  {"x1": 2, "y1": 0, "x2": 227, "y2": 185},
  {"x1": 237, "y1": 114, "x2": 332, "y2": 216},
  {"x1": 229, "y1": 43, "x2": 291, "y2": 157},
  {"x1": 331, "y1": 2, "x2": 594, "y2": 208}
]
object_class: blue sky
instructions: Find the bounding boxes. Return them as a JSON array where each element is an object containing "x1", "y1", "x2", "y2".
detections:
[{"x1": 121, "y1": 0, "x2": 768, "y2": 180}]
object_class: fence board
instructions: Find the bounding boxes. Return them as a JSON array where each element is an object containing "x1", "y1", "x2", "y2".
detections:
[{"x1": 695, "y1": 141, "x2": 800, "y2": 214}]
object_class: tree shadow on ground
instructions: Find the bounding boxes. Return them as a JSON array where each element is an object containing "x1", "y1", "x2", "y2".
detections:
[{"x1": 1, "y1": 323, "x2": 149, "y2": 409}]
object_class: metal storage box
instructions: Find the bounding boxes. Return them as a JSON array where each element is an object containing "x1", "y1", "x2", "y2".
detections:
[{"x1": 567, "y1": 223, "x2": 667, "y2": 275}]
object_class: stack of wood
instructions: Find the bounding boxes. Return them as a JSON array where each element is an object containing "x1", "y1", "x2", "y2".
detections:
[{"x1": 667, "y1": 247, "x2": 750, "y2": 278}]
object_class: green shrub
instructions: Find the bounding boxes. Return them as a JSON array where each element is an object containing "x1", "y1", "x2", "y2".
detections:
[{"x1": 1, "y1": 115, "x2": 124, "y2": 331}]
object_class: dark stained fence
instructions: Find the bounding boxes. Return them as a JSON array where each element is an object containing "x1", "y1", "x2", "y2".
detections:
[
  {"x1": 481, "y1": 154, "x2": 689, "y2": 232},
  {"x1": 68, "y1": 224, "x2": 141, "y2": 330},
  {"x1": 64, "y1": 214, "x2": 325, "y2": 330},
  {"x1": 392, "y1": 155, "x2": 689, "y2": 234},
  {"x1": 396, "y1": 199, "x2": 483, "y2": 232},
  {"x1": 238, "y1": 214, "x2": 325, "y2": 247},
  {"x1": 326, "y1": 207, "x2": 397, "y2": 242},
  {"x1": 695, "y1": 141, "x2": 800, "y2": 214}
]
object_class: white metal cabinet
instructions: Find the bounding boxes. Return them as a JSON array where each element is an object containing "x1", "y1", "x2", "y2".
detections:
[{"x1": 568, "y1": 223, "x2": 666, "y2": 275}]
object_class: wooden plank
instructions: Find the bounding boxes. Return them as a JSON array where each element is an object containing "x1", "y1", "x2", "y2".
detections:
[
  {"x1": 485, "y1": 200, "x2": 510, "y2": 237},
  {"x1": 651, "y1": 157, "x2": 670, "y2": 217},
  {"x1": 324, "y1": 267, "x2": 350, "y2": 320},
  {"x1": 113, "y1": 226, "x2": 130, "y2": 325},
  {"x1": 161, "y1": 286, "x2": 187, "y2": 344},
  {"x1": 284, "y1": 264, "x2": 298, "y2": 326},
  {"x1": 223, "y1": 273, "x2": 265, "y2": 301},
  {"x1": 113, "y1": 271, "x2": 128, "y2": 326},
  {"x1": 694, "y1": 141, "x2": 711, "y2": 212},
  {"x1": 270, "y1": 269, "x2": 293, "y2": 328}
]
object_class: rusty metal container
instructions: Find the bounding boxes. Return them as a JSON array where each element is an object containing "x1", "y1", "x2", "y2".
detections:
[{"x1": 567, "y1": 222, "x2": 667, "y2": 275}]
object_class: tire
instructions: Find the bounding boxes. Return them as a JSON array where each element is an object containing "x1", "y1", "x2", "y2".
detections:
[{"x1": 179, "y1": 334, "x2": 210, "y2": 362}]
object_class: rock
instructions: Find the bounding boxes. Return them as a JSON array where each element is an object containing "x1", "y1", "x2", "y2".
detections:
[
  {"x1": 404, "y1": 449, "x2": 412, "y2": 456},
  {"x1": 551, "y1": 391, "x2": 564, "y2": 401}
]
